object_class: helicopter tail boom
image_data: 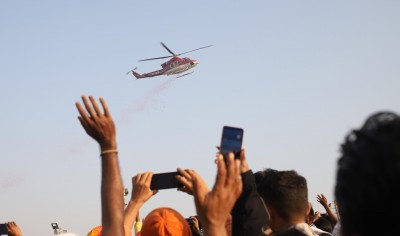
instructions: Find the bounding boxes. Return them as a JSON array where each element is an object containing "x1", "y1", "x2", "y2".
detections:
[
  {"x1": 131, "y1": 70, "x2": 144, "y2": 79},
  {"x1": 127, "y1": 67, "x2": 144, "y2": 79}
]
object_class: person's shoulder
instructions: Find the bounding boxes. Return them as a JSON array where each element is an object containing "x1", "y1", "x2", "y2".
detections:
[
  {"x1": 274, "y1": 223, "x2": 315, "y2": 236},
  {"x1": 310, "y1": 225, "x2": 332, "y2": 235}
]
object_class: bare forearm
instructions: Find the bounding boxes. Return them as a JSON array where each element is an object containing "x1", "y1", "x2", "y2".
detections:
[
  {"x1": 203, "y1": 226, "x2": 227, "y2": 236},
  {"x1": 101, "y1": 153, "x2": 124, "y2": 236},
  {"x1": 124, "y1": 200, "x2": 143, "y2": 236},
  {"x1": 323, "y1": 204, "x2": 338, "y2": 224}
]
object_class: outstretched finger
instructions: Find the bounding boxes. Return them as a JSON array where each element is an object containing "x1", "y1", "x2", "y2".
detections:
[
  {"x1": 233, "y1": 158, "x2": 243, "y2": 196},
  {"x1": 214, "y1": 154, "x2": 227, "y2": 191},
  {"x1": 100, "y1": 97, "x2": 111, "y2": 117},
  {"x1": 90, "y1": 96, "x2": 104, "y2": 117},
  {"x1": 190, "y1": 170, "x2": 207, "y2": 202},
  {"x1": 76, "y1": 102, "x2": 90, "y2": 122},
  {"x1": 226, "y1": 152, "x2": 237, "y2": 181},
  {"x1": 239, "y1": 148, "x2": 249, "y2": 173},
  {"x1": 82, "y1": 95, "x2": 97, "y2": 118},
  {"x1": 143, "y1": 172, "x2": 153, "y2": 186}
]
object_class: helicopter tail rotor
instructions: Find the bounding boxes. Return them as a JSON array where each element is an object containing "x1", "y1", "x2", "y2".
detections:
[{"x1": 126, "y1": 67, "x2": 138, "y2": 75}]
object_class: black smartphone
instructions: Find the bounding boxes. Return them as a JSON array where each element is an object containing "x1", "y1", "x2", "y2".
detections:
[
  {"x1": 220, "y1": 126, "x2": 244, "y2": 159},
  {"x1": 0, "y1": 223, "x2": 7, "y2": 235},
  {"x1": 186, "y1": 216, "x2": 202, "y2": 229},
  {"x1": 185, "y1": 217, "x2": 194, "y2": 227},
  {"x1": 150, "y1": 172, "x2": 184, "y2": 190}
]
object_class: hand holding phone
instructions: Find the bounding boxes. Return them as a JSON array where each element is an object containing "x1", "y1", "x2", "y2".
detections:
[{"x1": 130, "y1": 172, "x2": 158, "y2": 204}]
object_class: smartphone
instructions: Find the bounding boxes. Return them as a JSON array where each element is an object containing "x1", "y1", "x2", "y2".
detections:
[
  {"x1": 220, "y1": 126, "x2": 244, "y2": 159},
  {"x1": 0, "y1": 223, "x2": 7, "y2": 235},
  {"x1": 150, "y1": 172, "x2": 184, "y2": 190},
  {"x1": 185, "y1": 217, "x2": 194, "y2": 227},
  {"x1": 186, "y1": 216, "x2": 202, "y2": 229}
]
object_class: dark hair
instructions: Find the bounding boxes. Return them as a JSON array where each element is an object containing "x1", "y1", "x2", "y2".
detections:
[
  {"x1": 335, "y1": 112, "x2": 400, "y2": 235},
  {"x1": 254, "y1": 170, "x2": 267, "y2": 185},
  {"x1": 257, "y1": 168, "x2": 308, "y2": 222},
  {"x1": 308, "y1": 207, "x2": 315, "y2": 217},
  {"x1": 320, "y1": 213, "x2": 335, "y2": 230},
  {"x1": 314, "y1": 216, "x2": 333, "y2": 233}
]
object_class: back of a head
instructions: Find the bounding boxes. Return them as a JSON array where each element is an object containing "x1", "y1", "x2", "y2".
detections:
[
  {"x1": 141, "y1": 207, "x2": 192, "y2": 236},
  {"x1": 335, "y1": 112, "x2": 400, "y2": 235},
  {"x1": 257, "y1": 169, "x2": 309, "y2": 223},
  {"x1": 313, "y1": 216, "x2": 333, "y2": 233}
]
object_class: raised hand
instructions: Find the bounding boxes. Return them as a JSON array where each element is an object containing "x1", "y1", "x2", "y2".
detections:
[
  {"x1": 189, "y1": 153, "x2": 242, "y2": 236},
  {"x1": 317, "y1": 194, "x2": 329, "y2": 208},
  {"x1": 316, "y1": 193, "x2": 339, "y2": 224},
  {"x1": 76, "y1": 96, "x2": 124, "y2": 236},
  {"x1": 76, "y1": 95, "x2": 117, "y2": 151}
]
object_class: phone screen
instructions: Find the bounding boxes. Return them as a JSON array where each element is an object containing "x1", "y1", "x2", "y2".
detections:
[
  {"x1": 150, "y1": 172, "x2": 183, "y2": 190},
  {"x1": 0, "y1": 224, "x2": 7, "y2": 234},
  {"x1": 220, "y1": 126, "x2": 244, "y2": 158}
]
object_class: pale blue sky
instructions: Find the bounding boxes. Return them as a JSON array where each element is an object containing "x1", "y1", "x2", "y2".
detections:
[{"x1": 1, "y1": 1, "x2": 400, "y2": 235}]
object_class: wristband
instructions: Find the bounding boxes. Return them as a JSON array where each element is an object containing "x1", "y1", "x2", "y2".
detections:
[{"x1": 101, "y1": 149, "x2": 118, "y2": 156}]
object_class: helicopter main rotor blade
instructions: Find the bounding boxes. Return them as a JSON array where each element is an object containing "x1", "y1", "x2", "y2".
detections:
[
  {"x1": 138, "y1": 55, "x2": 173, "y2": 62},
  {"x1": 161, "y1": 42, "x2": 176, "y2": 56},
  {"x1": 177, "y1": 45, "x2": 213, "y2": 56}
]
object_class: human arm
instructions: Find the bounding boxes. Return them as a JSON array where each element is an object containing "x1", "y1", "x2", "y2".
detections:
[
  {"x1": 231, "y1": 149, "x2": 270, "y2": 236},
  {"x1": 316, "y1": 194, "x2": 338, "y2": 224},
  {"x1": 179, "y1": 153, "x2": 242, "y2": 236},
  {"x1": 124, "y1": 172, "x2": 158, "y2": 236},
  {"x1": 6, "y1": 222, "x2": 22, "y2": 236},
  {"x1": 76, "y1": 96, "x2": 124, "y2": 236},
  {"x1": 134, "y1": 211, "x2": 142, "y2": 235}
]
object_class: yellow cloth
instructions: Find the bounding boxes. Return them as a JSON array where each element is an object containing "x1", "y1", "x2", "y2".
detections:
[{"x1": 135, "y1": 221, "x2": 143, "y2": 234}]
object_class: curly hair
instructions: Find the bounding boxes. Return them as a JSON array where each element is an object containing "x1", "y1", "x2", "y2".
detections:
[{"x1": 335, "y1": 112, "x2": 400, "y2": 235}]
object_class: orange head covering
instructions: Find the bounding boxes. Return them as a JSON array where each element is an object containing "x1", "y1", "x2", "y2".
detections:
[
  {"x1": 87, "y1": 225, "x2": 102, "y2": 236},
  {"x1": 141, "y1": 207, "x2": 192, "y2": 236}
]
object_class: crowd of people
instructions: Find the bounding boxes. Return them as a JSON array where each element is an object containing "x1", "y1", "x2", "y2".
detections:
[{"x1": 3, "y1": 96, "x2": 400, "y2": 236}]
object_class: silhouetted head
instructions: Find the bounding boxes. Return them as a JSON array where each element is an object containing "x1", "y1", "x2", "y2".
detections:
[
  {"x1": 335, "y1": 111, "x2": 400, "y2": 235},
  {"x1": 314, "y1": 216, "x2": 333, "y2": 233}
]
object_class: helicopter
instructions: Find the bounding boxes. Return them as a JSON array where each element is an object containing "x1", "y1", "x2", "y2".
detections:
[{"x1": 127, "y1": 42, "x2": 212, "y2": 79}]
